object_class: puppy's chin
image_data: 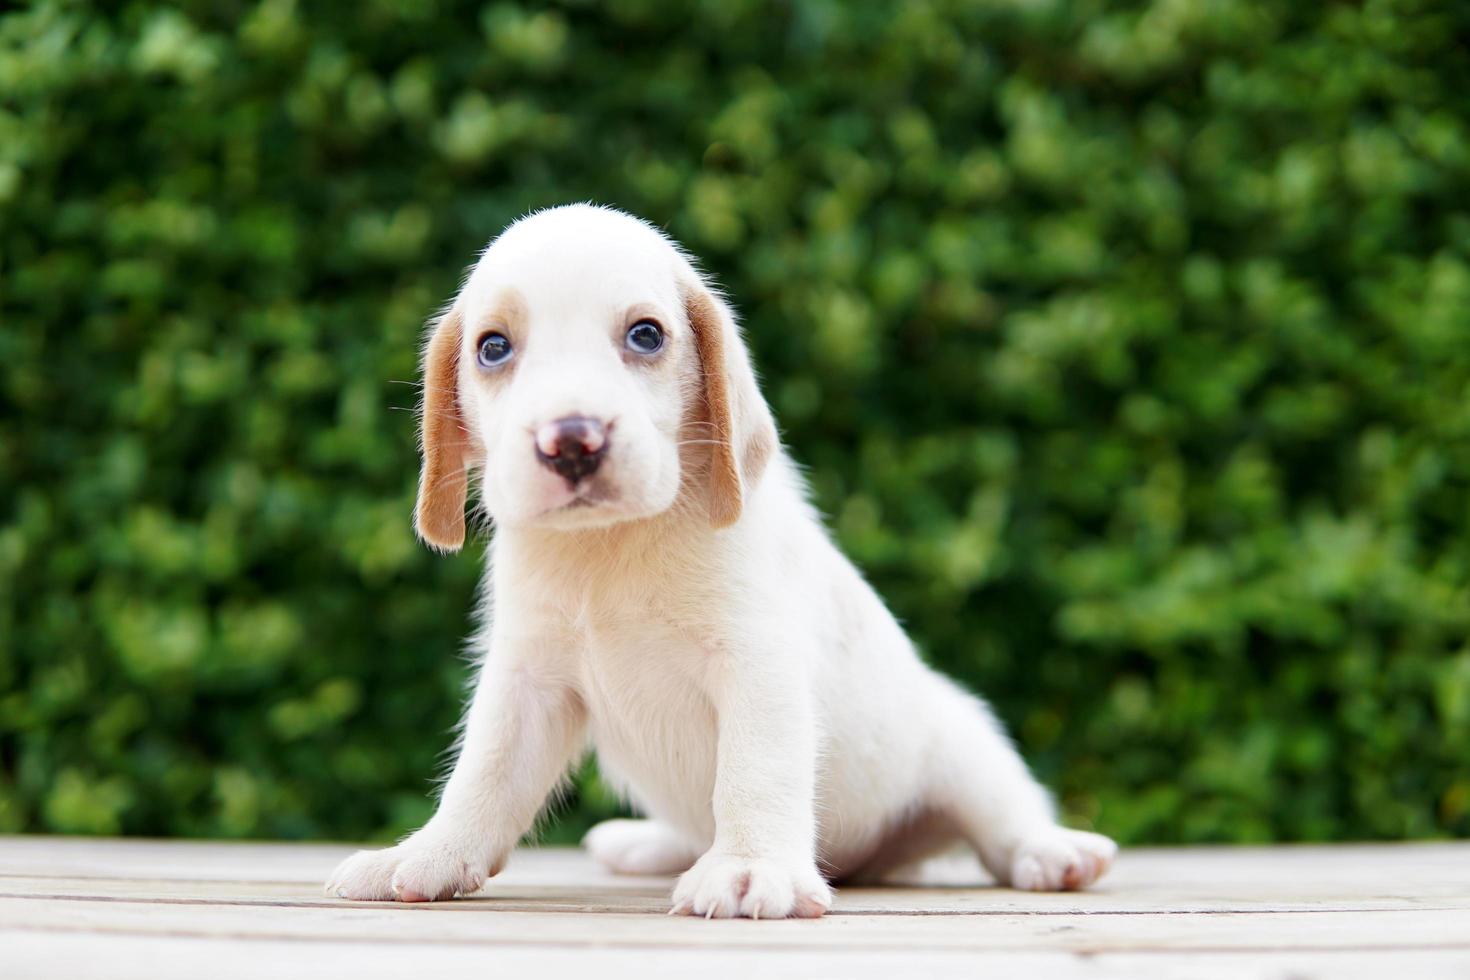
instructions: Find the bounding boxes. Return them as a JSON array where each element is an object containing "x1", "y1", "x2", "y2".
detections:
[{"x1": 493, "y1": 479, "x2": 678, "y2": 532}]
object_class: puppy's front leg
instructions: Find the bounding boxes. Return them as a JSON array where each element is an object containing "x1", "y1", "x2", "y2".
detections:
[
  {"x1": 327, "y1": 646, "x2": 584, "y2": 902},
  {"x1": 672, "y1": 635, "x2": 832, "y2": 919}
]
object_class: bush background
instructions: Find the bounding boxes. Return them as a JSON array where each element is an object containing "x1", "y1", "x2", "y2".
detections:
[{"x1": 3, "y1": 0, "x2": 1468, "y2": 846}]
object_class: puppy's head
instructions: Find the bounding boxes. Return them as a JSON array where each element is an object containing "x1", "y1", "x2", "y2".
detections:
[{"x1": 414, "y1": 204, "x2": 777, "y2": 547}]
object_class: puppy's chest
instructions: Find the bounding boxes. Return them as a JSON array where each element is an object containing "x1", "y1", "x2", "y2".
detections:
[
  {"x1": 574, "y1": 609, "x2": 701, "y2": 698},
  {"x1": 572, "y1": 611, "x2": 715, "y2": 741}
]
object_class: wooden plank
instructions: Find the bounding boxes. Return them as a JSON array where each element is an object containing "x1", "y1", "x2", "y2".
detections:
[
  {"x1": 3, "y1": 838, "x2": 1469, "y2": 913},
  {"x1": 4, "y1": 870, "x2": 1470, "y2": 915},
  {"x1": 4, "y1": 895, "x2": 1469, "y2": 952},
  {"x1": 9, "y1": 932, "x2": 1470, "y2": 980},
  {"x1": 2, "y1": 836, "x2": 1468, "y2": 979}
]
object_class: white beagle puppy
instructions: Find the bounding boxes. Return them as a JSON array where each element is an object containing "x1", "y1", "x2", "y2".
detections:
[{"x1": 327, "y1": 204, "x2": 1115, "y2": 917}]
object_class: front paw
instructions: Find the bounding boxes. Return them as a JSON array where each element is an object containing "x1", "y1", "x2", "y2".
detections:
[
  {"x1": 326, "y1": 832, "x2": 501, "y2": 902},
  {"x1": 671, "y1": 851, "x2": 832, "y2": 919},
  {"x1": 1008, "y1": 827, "x2": 1117, "y2": 892}
]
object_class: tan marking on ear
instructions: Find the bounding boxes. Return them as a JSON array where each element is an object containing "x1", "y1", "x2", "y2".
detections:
[
  {"x1": 685, "y1": 286, "x2": 743, "y2": 528},
  {"x1": 414, "y1": 307, "x2": 468, "y2": 552},
  {"x1": 683, "y1": 281, "x2": 778, "y2": 529}
]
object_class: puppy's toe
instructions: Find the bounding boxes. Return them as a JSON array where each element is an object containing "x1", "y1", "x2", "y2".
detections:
[
  {"x1": 389, "y1": 846, "x2": 491, "y2": 902},
  {"x1": 326, "y1": 847, "x2": 403, "y2": 901},
  {"x1": 1008, "y1": 828, "x2": 1117, "y2": 892},
  {"x1": 326, "y1": 835, "x2": 499, "y2": 903},
  {"x1": 671, "y1": 852, "x2": 832, "y2": 919}
]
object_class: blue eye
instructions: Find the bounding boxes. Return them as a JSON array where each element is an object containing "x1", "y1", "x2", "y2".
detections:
[
  {"x1": 625, "y1": 320, "x2": 664, "y2": 354},
  {"x1": 477, "y1": 332, "x2": 513, "y2": 367}
]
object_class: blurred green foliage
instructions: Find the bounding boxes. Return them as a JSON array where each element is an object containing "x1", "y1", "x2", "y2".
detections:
[{"x1": 2, "y1": 0, "x2": 1469, "y2": 846}]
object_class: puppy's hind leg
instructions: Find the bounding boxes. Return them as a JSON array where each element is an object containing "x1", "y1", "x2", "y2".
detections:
[
  {"x1": 926, "y1": 680, "x2": 1116, "y2": 892},
  {"x1": 584, "y1": 819, "x2": 702, "y2": 876}
]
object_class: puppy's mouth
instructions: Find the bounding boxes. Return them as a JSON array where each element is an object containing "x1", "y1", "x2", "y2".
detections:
[
  {"x1": 554, "y1": 483, "x2": 616, "y2": 512},
  {"x1": 524, "y1": 482, "x2": 638, "y2": 530}
]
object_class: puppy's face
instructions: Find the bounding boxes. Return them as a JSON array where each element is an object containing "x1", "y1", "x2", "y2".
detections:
[
  {"x1": 455, "y1": 223, "x2": 693, "y2": 531},
  {"x1": 414, "y1": 206, "x2": 778, "y2": 545}
]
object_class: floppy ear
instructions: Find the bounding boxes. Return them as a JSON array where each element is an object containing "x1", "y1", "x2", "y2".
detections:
[
  {"x1": 414, "y1": 307, "x2": 469, "y2": 552},
  {"x1": 682, "y1": 278, "x2": 779, "y2": 528}
]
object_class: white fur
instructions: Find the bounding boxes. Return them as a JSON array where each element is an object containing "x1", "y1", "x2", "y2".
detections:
[{"x1": 326, "y1": 204, "x2": 1116, "y2": 917}]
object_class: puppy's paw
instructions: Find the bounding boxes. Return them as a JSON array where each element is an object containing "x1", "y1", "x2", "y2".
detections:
[
  {"x1": 1008, "y1": 827, "x2": 1117, "y2": 892},
  {"x1": 584, "y1": 819, "x2": 700, "y2": 876},
  {"x1": 326, "y1": 833, "x2": 501, "y2": 902},
  {"x1": 671, "y1": 851, "x2": 832, "y2": 919}
]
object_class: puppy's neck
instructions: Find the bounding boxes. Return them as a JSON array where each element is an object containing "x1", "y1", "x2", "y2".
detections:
[{"x1": 488, "y1": 495, "x2": 726, "y2": 627}]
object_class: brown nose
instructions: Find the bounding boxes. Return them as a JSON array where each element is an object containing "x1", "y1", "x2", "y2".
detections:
[{"x1": 534, "y1": 416, "x2": 608, "y2": 485}]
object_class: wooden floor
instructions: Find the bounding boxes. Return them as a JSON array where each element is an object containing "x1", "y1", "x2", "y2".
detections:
[{"x1": 2, "y1": 836, "x2": 1467, "y2": 978}]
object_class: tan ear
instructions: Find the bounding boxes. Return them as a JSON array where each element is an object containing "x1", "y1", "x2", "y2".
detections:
[
  {"x1": 683, "y1": 279, "x2": 779, "y2": 528},
  {"x1": 413, "y1": 307, "x2": 469, "y2": 552}
]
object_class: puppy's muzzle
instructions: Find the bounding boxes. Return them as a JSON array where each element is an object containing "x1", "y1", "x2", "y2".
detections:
[{"x1": 534, "y1": 416, "x2": 608, "y2": 486}]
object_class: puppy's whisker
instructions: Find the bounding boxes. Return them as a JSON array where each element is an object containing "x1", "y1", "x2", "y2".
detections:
[
  {"x1": 418, "y1": 460, "x2": 482, "y2": 499},
  {"x1": 389, "y1": 379, "x2": 458, "y2": 394}
]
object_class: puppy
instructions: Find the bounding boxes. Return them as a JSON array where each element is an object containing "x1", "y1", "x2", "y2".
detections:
[{"x1": 327, "y1": 204, "x2": 1115, "y2": 917}]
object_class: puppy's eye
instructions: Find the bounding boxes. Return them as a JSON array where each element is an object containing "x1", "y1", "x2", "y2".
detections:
[
  {"x1": 625, "y1": 319, "x2": 664, "y2": 355},
  {"x1": 477, "y1": 331, "x2": 513, "y2": 368}
]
